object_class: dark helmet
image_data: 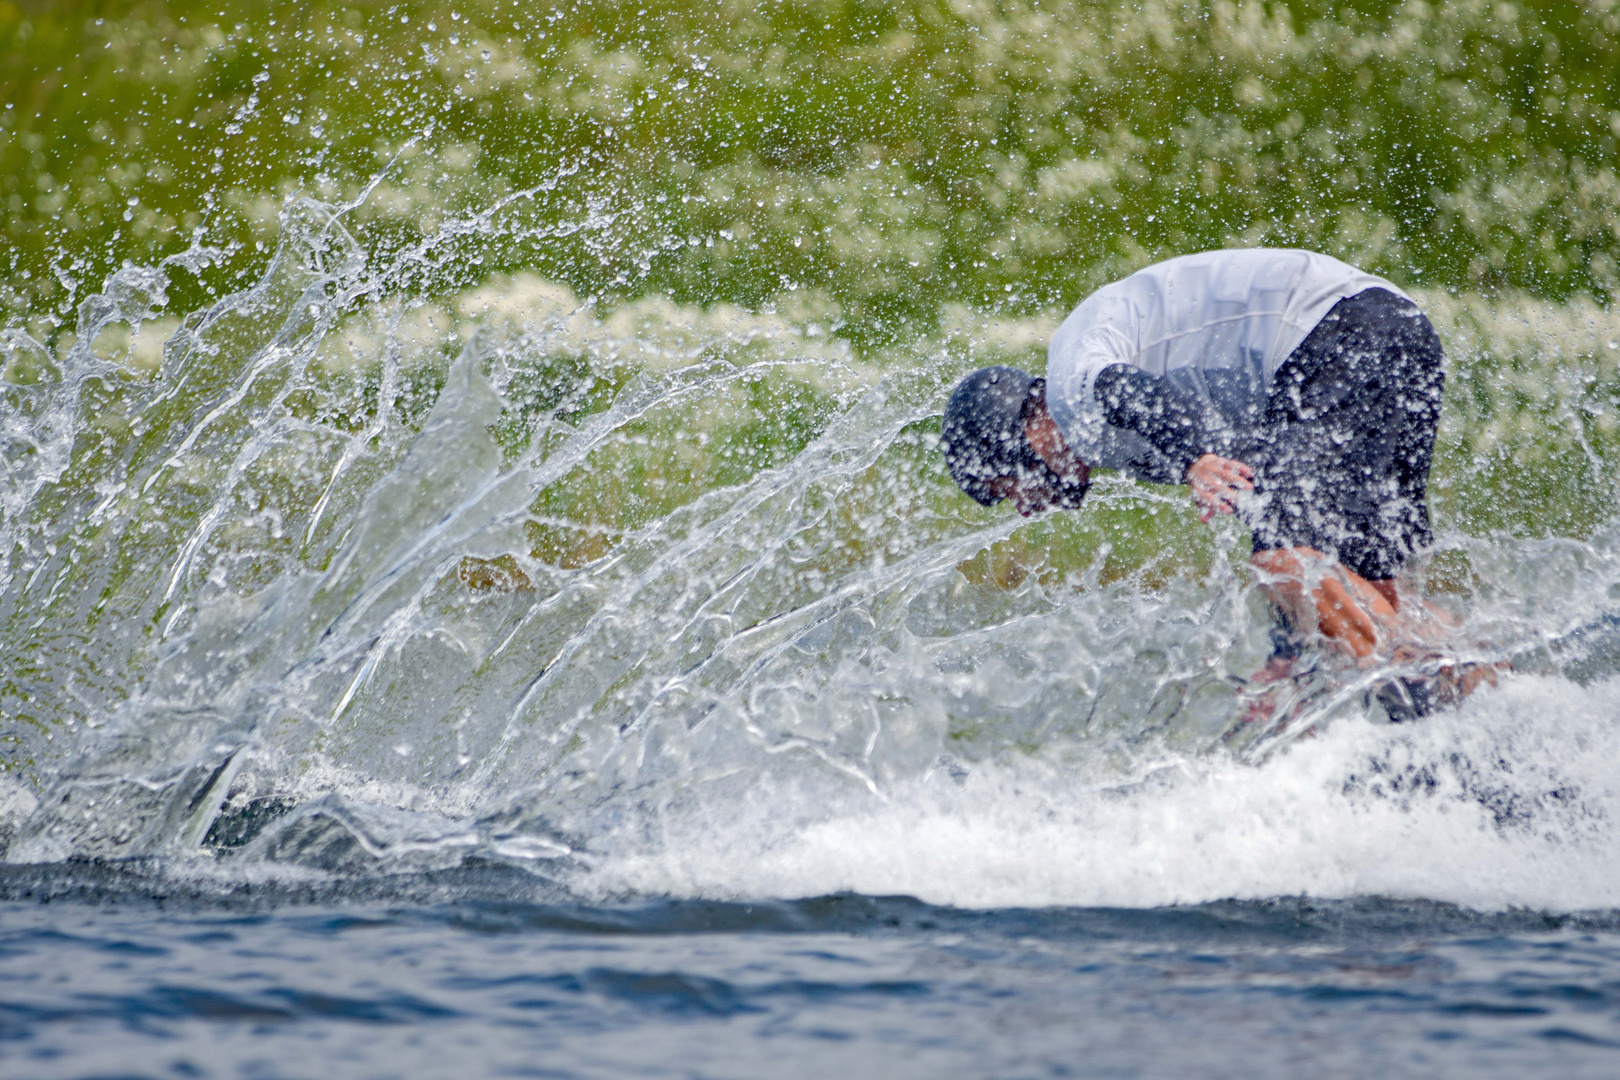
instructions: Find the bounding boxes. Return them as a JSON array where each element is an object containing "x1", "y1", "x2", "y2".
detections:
[{"x1": 941, "y1": 366, "x2": 1090, "y2": 509}]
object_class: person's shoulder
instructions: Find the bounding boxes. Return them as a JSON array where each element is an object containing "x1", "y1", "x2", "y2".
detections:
[
  {"x1": 1139, "y1": 246, "x2": 1369, "y2": 271},
  {"x1": 1243, "y1": 246, "x2": 1402, "y2": 284},
  {"x1": 1066, "y1": 247, "x2": 1384, "y2": 323},
  {"x1": 1281, "y1": 248, "x2": 1406, "y2": 294},
  {"x1": 1170, "y1": 247, "x2": 1399, "y2": 293},
  {"x1": 1131, "y1": 246, "x2": 1303, "y2": 270}
]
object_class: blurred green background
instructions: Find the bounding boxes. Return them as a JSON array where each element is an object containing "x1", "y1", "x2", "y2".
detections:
[{"x1": 2, "y1": 0, "x2": 1615, "y2": 339}]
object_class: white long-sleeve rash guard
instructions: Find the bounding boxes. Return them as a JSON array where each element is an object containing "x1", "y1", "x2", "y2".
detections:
[{"x1": 1044, "y1": 248, "x2": 1405, "y2": 482}]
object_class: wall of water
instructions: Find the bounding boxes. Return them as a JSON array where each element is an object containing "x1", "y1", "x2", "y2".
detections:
[{"x1": 1, "y1": 0, "x2": 1618, "y2": 910}]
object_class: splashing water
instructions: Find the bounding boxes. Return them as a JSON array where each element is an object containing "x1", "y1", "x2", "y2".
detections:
[
  {"x1": 2, "y1": 0, "x2": 1620, "y2": 915},
  {"x1": 0, "y1": 191, "x2": 1616, "y2": 912}
]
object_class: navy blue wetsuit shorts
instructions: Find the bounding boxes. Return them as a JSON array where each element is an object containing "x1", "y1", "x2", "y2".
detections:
[{"x1": 1094, "y1": 287, "x2": 1445, "y2": 582}]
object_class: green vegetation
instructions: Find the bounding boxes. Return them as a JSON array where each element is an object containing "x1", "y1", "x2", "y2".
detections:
[{"x1": 1, "y1": 0, "x2": 1616, "y2": 347}]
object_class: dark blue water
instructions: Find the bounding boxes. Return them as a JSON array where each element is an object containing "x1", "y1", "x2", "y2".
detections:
[{"x1": 5, "y1": 865, "x2": 1620, "y2": 1079}]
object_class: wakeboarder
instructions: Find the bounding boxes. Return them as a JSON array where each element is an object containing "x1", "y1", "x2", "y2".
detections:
[{"x1": 941, "y1": 248, "x2": 1467, "y2": 698}]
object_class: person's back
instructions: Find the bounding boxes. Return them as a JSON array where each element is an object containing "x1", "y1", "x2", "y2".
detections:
[{"x1": 1044, "y1": 248, "x2": 1403, "y2": 477}]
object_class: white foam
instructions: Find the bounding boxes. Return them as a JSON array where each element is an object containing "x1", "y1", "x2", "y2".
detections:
[{"x1": 586, "y1": 674, "x2": 1620, "y2": 912}]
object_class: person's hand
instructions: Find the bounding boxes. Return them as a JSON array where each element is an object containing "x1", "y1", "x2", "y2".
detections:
[
  {"x1": 1250, "y1": 547, "x2": 1400, "y2": 660},
  {"x1": 1186, "y1": 454, "x2": 1254, "y2": 523},
  {"x1": 1312, "y1": 573, "x2": 1388, "y2": 659}
]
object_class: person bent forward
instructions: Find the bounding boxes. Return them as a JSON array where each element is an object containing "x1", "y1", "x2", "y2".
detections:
[{"x1": 940, "y1": 247, "x2": 1446, "y2": 662}]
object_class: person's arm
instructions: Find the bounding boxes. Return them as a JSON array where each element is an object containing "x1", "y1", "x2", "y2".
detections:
[
  {"x1": 1093, "y1": 364, "x2": 1254, "y2": 520},
  {"x1": 1092, "y1": 364, "x2": 1233, "y2": 475}
]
